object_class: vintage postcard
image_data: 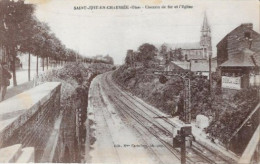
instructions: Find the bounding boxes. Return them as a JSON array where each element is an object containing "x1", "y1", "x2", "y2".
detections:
[{"x1": 0, "y1": 0, "x2": 259, "y2": 163}]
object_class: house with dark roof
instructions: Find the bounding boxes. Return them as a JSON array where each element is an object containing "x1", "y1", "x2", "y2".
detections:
[
  {"x1": 216, "y1": 23, "x2": 260, "y2": 66},
  {"x1": 164, "y1": 61, "x2": 190, "y2": 72},
  {"x1": 190, "y1": 58, "x2": 217, "y2": 79},
  {"x1": 164, "y1": 58, "x2": 217, "y2": 79},
  {"x1": 219, "y1": 48, "x2": 260, "y2": 89},
  {"x1": 216, "y1": 23, "x2": 260, "y2": 89}
]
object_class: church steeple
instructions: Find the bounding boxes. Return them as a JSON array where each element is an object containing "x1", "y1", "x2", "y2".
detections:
[
  {"x1": 200, "y1": 12, "x2": 212, "y2": 58},
  {"x1": 202, "y1": 12, "x2": 210, "y2": 33}
]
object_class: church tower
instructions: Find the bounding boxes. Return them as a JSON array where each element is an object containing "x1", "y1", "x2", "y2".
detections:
[{"x1": 200, "y1": 12, "x2": 212, "y2": 58}]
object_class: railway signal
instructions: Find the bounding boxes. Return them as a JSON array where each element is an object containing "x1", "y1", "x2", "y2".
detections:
[
  {"x1": 173, "y1": 126, "x2": 193, "y2": 164},
  {"x1": 154, "y1": 70, "x2": 191, "y2": 124},
  {"x1": 154, "y1": 70, "x2": 194, "y2": 164},
  {"x1": 159, "y1": 75, "x2": 168, "y2": 84}
]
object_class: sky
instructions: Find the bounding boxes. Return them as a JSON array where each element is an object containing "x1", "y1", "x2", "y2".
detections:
[{"x1": 27, "y1": 0, "x2": 259, "y2": 64}]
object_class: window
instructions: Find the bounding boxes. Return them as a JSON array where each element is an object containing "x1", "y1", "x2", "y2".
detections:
[
  {"x1": 185, "y1": 54, "x2": 188, "y2": 61},
  {"x1": 244, "y1": 32, "x2": 251, "y2": 39}
]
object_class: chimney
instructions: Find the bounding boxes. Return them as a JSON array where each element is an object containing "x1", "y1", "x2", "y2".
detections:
[{"x1": 241, "y1": 23, "x2": 253, "y2": 30}]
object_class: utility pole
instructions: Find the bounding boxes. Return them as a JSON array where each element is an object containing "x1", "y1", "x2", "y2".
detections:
[
  {"x1": 209, "y1": 52, "x2": 212, "y2": 93},
  {"x1": 173, "y1": 126, "x2": 192, "y2": 164},
  {"x1": 155, "y1": 70, "x2": 194, "y2": 164},
  {"x1": 183, "y1": 78, "x2": 191, "y2": 124},
  {"x1": 154, "y1": 70, "x2": 191, "y2": 124},
  {"x1": 181, "y1": 134, "x2": 186, "y2": 164}
]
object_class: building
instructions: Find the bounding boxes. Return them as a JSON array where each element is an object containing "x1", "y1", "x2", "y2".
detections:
[
  {"x1": 165, "y1": 58, "x2": 217, "y2": 79},
  {"x1": 216, "y1": 23, "x2": 260, "y2": 66},
  {"x1": 160, "y1": 12, "x2": 212, "y2": 62},
  {"x1": 190, "y1": 58, "x2": 217, "y2": 79},
  {"x1": 164, "y1": 61, "x2": 189, "y2": 72},
  {"x1": 172, "y1": 61, "x2": 190, "y2": 70},
  {"x1": 216, "y1": 23, "x2": 260, "y2": 89},
  {"x1": 219, "y1": 48, "x2": 260, "y2": 90}
]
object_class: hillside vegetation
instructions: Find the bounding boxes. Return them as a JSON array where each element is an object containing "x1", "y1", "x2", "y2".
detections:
[{"x1": 113, "y1": 65, "x2": 259, "y2": 152}]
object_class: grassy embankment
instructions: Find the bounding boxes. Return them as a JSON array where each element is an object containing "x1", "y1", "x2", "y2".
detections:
[{"x1": 113, "y1": 65, "x2": 259, "y2": 154}]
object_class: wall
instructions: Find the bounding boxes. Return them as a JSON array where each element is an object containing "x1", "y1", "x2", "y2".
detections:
[
  {"x1": 217, "y1": 36, "x2": 228, "y2": 66},
  {"x1": 0, "y1": 82, "x2": 61, "y2": 162},
  {"x1": 53, "y1": 73, "x2": 97, "y2": 163}
]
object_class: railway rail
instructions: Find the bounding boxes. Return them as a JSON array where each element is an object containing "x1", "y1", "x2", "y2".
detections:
[{"x1": 99, "y1": 73, "x2": 236, "y2": 164}]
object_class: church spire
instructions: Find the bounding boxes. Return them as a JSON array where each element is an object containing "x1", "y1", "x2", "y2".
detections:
[
  {"x1": 200, "y1": 11, "x2": 212, "y2": 58},
  {"x1": 202, "y1": 12, "x2": 210, "y2": 32}
]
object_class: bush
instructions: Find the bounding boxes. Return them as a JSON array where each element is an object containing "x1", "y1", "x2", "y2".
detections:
[{"x1": 113, "y1": 65, "x2": 260, "y2": 148}]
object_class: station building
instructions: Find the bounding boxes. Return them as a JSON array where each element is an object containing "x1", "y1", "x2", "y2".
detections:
[{"x1": 217, "y1": 23, "x2": 260, "y2": 90}]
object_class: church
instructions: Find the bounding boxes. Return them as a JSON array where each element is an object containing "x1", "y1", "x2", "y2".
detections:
[{"x1": 161, "y1": 13, "x2": 212, "y2": 61}]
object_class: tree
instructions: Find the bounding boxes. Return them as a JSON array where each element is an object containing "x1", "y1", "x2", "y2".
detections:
[
  {"x1": 137, "y1": 43, "x2": 158, "y2": 67},
  {"x1": 171, "y1": 48, "x2": 184, "y2": 61},
  {"x1": 0, "y1": 0, "x2": 34, "y2": 86},
  {"x1": 125, "y1": 50, "x2": 134, "y2": 66},
  {"x1": 31, "y1": 21, "x2": 50, "y2": 76},
  {"x1": 159, "y1": 44, "x2": 168, "y2": 57},
  {"x1": 19, "y1": 16, "x2": 40, "y2": 81},
  {"x1": 1, "y1": 0, "x2": 82, "y2": 86},
  {"x1": 159, "y1": 44, "x2": 171, "y2": 65}
]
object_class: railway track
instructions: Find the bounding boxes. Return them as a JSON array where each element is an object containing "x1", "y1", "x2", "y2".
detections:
[{"x1": 100, "y1": 72, "x2": 236, "y2": 164}]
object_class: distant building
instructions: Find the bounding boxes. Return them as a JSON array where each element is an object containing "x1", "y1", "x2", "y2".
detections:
[
  {"x1": 160, "y1": 12, "x2": 212, "y2": 62},
  {"x1": 216, "y1": 23, "x2": 260, "y2": 66},
  {"x1": 93, "y1": 55, "x2": 103, "y2": 61},
  {"x1": 164, "y1": 61, "x2": 188, "y2": 72},
  {"x1": 103, "y1": 54, "x2": 114, "y2": 64},
  {"x1": 92, "y1": 54, "x2": 114, "y2": 64},
  {"x1": 190, "y1": 58, "x2": 217, "y2": 79},
  {"x1": 164, "y1": 58, "x2": 217, "y2": 79},
  {"x1": 172, "y1": 61, "x2": 190, "y2": 70}
]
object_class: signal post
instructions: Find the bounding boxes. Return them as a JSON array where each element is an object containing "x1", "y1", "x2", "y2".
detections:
[{"x1": 154, "y1": 70, "x2": 193, "y2": 164}]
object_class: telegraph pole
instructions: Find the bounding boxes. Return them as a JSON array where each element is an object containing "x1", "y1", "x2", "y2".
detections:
[
  {"x1": 154, "y1": 71, "x2": 194, "y2": 164},
  {"x1": 181, "y1": 133, "x2": 186, "y2": 164},
  {"x1": 154, "y1": 71, "x2": 191, "y2": 124},
  {"x1": 183, "y1": 78, "x2": 191, "y2": 124},
  {"x1": 209, "y1": 52, "x2": 212, "y2": 93}
]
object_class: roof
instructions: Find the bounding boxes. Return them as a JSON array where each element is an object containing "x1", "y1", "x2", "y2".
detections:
[
  {"x1": 252, "y1": 52, "x2": 260, "y2": 67},
  {"x1": 220, "y1": 48, "x2": 256, "y2": 67},
  {"x1": 190, "y1": 58, "x2": 208, "y2": 61},
  {"x1": 156, "y1": 42, "x2": 201, "y2": 50},
  {"x1": 168, "y1": 61, "x2": 186, "y2": 70},
  {"x1": 191, "y1": 61, "x2": 209, "y2": 72},
  {"x1": 217, "y1": 23, "x2": 258, "y2": 47},
  {"x1": 211, "y1": 56, "x2": 217, "y2": 61},
  {"x1": 172, "y1": 61, "x2": 190, "y2": 70}
]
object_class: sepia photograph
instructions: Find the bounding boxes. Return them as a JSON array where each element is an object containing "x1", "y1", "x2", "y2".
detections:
[{"x1": 0, "y1": 0, "x2": 259, "y2": 163}]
